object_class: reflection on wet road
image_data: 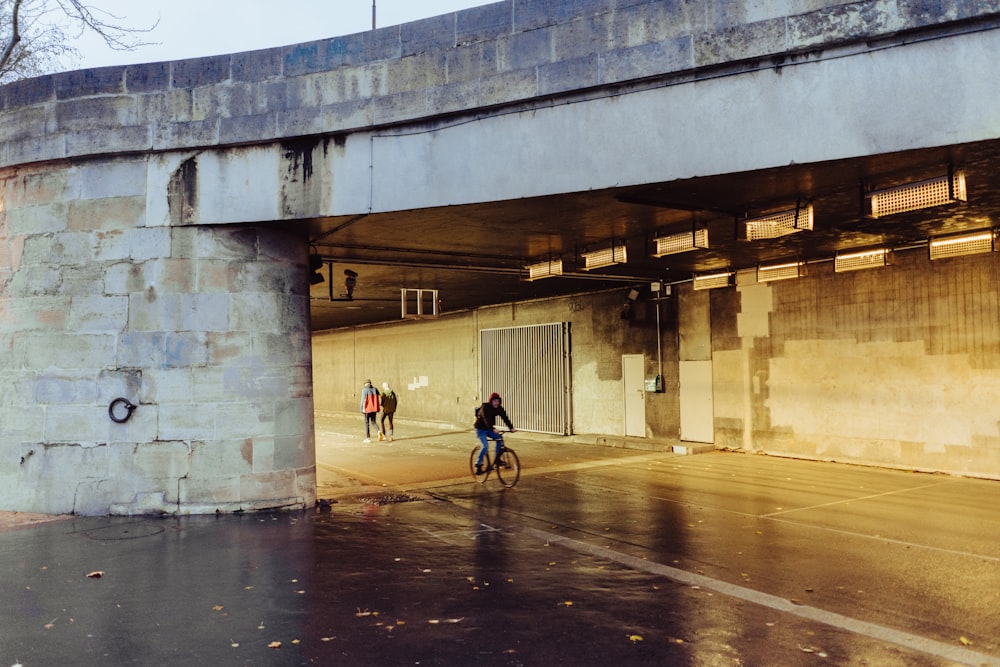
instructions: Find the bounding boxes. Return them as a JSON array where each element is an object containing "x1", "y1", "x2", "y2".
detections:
[
  {"x1": 1, "y1": 415, "x2": 997, "y2": 665},
  {"x1": 318, "y1": 414, "x2": 1000, "y2": 665}
]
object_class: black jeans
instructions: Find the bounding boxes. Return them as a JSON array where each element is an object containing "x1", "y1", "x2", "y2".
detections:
[{"x1": 380, "y1": 411, "x2": 395, "y2": 435}]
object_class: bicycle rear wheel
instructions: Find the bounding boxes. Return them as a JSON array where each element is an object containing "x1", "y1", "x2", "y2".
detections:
[
  {"x1": 469, "y1": 446, "x2": 490, "y2": 483},
  {"x1": 495, "y1": 448, "x2": 520, "y2": 488}
]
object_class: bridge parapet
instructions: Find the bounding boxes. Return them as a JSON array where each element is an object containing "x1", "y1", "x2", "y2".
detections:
[{"x1": 1, "y1": 0, "x2": 996, "y2": 168}]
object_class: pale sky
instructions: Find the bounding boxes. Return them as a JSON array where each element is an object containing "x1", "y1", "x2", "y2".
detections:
[{"x1": 70, "y1": 0, "x2": 494, "y2": 70}]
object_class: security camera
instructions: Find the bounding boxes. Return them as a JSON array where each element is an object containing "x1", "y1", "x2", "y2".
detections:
[{"x1": 344, "y1": 269, "x2": 358, "y2": 299}]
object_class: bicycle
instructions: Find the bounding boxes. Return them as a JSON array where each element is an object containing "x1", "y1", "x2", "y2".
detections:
[{"x1": 469, "y1": 431, "x2": 521, "y2": 488}]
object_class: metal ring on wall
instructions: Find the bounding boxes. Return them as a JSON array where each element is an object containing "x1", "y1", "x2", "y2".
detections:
[{"x1": 108, "y1": 398, "x2": 137, "y2": 423}]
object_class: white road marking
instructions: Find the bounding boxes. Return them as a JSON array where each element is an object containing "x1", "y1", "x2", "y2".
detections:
[{"x1": 518, "y1": 525, "x2": 1000, "y2": 667}]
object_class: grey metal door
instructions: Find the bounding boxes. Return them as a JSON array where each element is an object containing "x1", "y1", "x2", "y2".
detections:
[{"x1": 480, "y1": 322, "x2": 571, "y2": 434}]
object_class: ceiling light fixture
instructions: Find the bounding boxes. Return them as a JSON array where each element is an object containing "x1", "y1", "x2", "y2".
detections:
[
  {"x1": 653, "y1": 227, "x2": 709, "y2": 257},
  {"x1": 757, "y1": 261, "x2": 805, "y2": 283},
  {"x1": 928, "y1": 229, "x2": 995, "y2": 260},
  {"x1": 835, "y1": 248, "x2": 890, "y2": 272},
  {"x1": 867, "y1": 169, "x2": 966, "y2": 218},
  {"x1": 524, "y1": 258, "x2": 564, "y2": 281},
  {"x1": 743, "y1": 204, "x2": 813, "y2": 241},
  {"x1": 581, "y1": 243, "x2": 627, "y2": 270},
  {"x1": 692, "y1": 271, "x2": 733, "y2": 290}
]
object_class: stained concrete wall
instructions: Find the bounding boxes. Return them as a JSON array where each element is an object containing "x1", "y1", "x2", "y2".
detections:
[
  {"x1": 316, "y1": 248, "x2": 1000, "y2": 480},
  {"x1": 312, "y1": 289, "x2": 678, "y2": 440},
  {"x1": 712, "y1": 249, "x2": 1000, "y2": 478}
]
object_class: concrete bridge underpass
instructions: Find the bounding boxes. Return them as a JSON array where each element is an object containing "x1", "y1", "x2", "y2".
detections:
[{"x1": 3, "y1": 0, "x2": 1000, "y2": 514}]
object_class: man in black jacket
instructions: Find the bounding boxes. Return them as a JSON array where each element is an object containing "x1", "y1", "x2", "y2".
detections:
[{"x1": 474, "y1": 392, "x2": 515, "y2": 474}]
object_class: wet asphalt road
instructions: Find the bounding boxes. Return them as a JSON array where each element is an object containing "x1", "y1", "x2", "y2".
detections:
[{"x1": 1, "y1": 414, "x2": 999, "y2": 666}]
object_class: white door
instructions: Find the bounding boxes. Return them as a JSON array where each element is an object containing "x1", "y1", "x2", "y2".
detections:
[
  {"x1": 622, "y1": 354, "x2": 645, "y2": 437},
  {"x1": 680, "y1": 360, "x2": 714, "y2": 443}
]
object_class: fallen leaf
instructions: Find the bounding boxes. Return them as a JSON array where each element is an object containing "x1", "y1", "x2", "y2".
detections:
[
  {"x1": 86, "y1": 571, "x2": 104, "y2": 579},
  {"x1": 268, "y1": 641, "x2": 282, "y2": 649},
  {"x1": 563, "y1": 601, "x2": 573, "y2": 606},
  {"x1": 629, "y1": 634, "x2": 643, "y2": 642},
  {"x1": 960, "y1": 636, "x2": 973, "y2": 646},
  {"x1": 212, "y1": 605, "x2": 225, "y2": 611}
]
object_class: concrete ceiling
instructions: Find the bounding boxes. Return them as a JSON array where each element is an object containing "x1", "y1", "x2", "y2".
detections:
[{"x1": 302, "y1": 139, "x2": 1000, "y2": 331}]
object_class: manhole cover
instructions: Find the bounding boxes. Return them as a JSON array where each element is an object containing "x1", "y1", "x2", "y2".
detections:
[
  {"x1": 74, "y1": 522, "x2": 166, "y2": 541},
  {"x1": 356, "y1": 494, "x2": 417, "y2": 506}
]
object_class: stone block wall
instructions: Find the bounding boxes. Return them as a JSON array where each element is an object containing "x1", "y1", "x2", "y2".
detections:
[
  {"x1": 0, "y1": 158, "x2": 315, "y2": 514},
  {"x1": 712, "y1": 249, "x2": 1000, "y2": 478}
]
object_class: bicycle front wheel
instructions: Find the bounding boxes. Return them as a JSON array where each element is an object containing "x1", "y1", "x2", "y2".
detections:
[
  {"x1": 470, "y1": 446, "x2": 490, "y2": 484},
  {"x1": 495, "y1": 448, "x2": 520, "y2": 488}
]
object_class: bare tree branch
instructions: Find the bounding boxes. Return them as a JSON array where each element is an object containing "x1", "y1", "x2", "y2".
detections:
[
  {"x1": 0, "y1": 0, "x2": 158, "y2": 84},
  {"x1": 0, "y1": 0, "x2": 25, "y2": 71}
]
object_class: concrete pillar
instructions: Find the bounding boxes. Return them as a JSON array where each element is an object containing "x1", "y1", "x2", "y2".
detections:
[{"x1": 0, "y1": 159, "x2": 315, "y2": 515}]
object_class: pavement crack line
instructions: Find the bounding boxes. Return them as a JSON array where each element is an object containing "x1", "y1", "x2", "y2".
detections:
[
  {"x1": 762, "y1": 515, "x2": 1000, "y2": 563},
  {"x1": 518, "y1": 524, "x2": 1000, "y2": 667},
  {"x1": 759, "y1": 479, "x2": 958, "y2": 518}
]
